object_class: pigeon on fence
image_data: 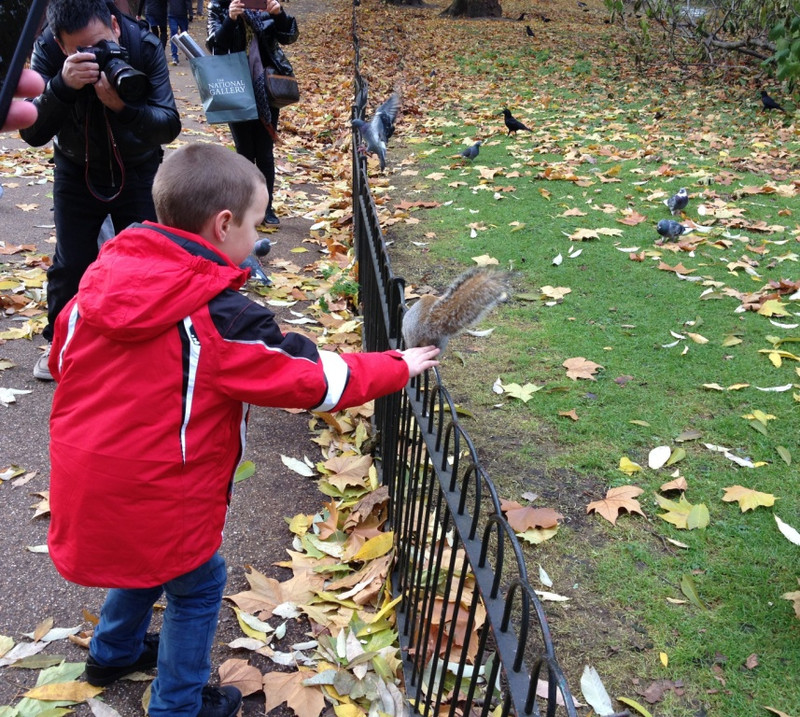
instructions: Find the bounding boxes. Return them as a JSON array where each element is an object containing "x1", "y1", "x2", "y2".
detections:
[
  {"x1": 664, "y1": 187, "x2": 689, "y2": 216},
  {"x1": 460, "y1": 140, "x2": 482, "y2": 160},
  {"x1": 656, "y1": 219, "x2": 689, "y2": 242},
  {"x1": 351, "y1": 92, "x2": 400, "y2": 171},
  {"x1": 502, "y1": 108, "x2": 532, "y2": 135},
  {"x1": 760, "y1": 90, "x2": 787, "y2": 113}
]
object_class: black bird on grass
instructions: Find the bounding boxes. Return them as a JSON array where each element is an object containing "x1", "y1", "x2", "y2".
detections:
[
  {"x1": 516, "y1": 11, "x2": 527, "y2": 20},
  {"x1": 460, "y1": 140, "x2": 482, "y2": 160},
  {"x1": 760, "y1": 90, "x2": 787, "y2": 113},
  {"x1": 525, "y1": 24, "x2": 534, "y2": 36},
  {"x1": 502, "y1": 108, "x2": 532, "y2": 135}
]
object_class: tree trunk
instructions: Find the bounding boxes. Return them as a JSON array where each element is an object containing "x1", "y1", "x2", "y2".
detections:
[{"x1": 441, "y1": 0, "x2": 502, "y2": 18}]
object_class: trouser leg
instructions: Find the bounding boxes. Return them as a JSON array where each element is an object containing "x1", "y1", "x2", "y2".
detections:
[
  {"x1": 90, "y1": 586, "x2": 162, "y2": 665},
  {"x1": 148, "y1": 553, "x2": 227, "y2": 717}
]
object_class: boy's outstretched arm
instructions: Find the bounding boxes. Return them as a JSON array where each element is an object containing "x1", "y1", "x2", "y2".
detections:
[{"x1": 400, "y1": 345, "x2": 440, "y2": 377}]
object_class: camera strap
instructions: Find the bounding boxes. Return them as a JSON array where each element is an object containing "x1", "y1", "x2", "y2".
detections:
[{"x1": 83, "y1": 105, "x2": 126, "y2": 203}]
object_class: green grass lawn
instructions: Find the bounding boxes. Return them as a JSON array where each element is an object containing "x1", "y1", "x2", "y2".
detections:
[{"x1": 361, "y1": 1, "x2": 800, "y2": 711}]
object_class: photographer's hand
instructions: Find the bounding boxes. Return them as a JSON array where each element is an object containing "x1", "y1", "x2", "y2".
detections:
[
  {"x1": 266, "y1": 0, "x2": 282, "y2": 14},
  {"x1": 94, "y1": 73, "x2": 125, "y2": 112},
  {"x1": 61, "y1": 51, "x2": 102, "y2": 91}
]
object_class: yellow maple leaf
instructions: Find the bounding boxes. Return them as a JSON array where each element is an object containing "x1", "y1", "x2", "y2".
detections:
[
  {"x1": 722, "y1": 485, "x2": 776, "y2": 512},
  {"x1": 758, "y1": 299, "x2": 790, "y2": 317},
  {"x1": 655, "y1": 494, "x2": 709, "y2": 530},
  {"x1": 351, "y1": 531, "x2": 393, "y2": 562}
]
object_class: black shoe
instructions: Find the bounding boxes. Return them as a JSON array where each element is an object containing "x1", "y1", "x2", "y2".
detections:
[
  {"x1": 85, "y1": 633, "x2": 159, "y2": 686},
  {"x1": 198, "y1": 685, "x2": 242, "y2": 717},
  {"x1": 264, "y1": 208, "x2": 280, "y2": 225}
]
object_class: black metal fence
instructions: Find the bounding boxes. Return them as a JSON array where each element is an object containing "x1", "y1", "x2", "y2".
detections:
[{"x1": 351, "y1": 76, "x2": 580, "y2": 717}]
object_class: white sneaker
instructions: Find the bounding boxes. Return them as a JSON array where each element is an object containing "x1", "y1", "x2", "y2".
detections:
[{"x1": 33, "y1": 345, "x2": 53, "y2": 381}]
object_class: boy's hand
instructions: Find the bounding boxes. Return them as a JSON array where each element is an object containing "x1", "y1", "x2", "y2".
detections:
[{"x1": 400, "y1": 345, "x2": 440, "y2": 377}]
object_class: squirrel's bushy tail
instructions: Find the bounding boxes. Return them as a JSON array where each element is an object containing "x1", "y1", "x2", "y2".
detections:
[{"x1": 402, "y1": 267, "x2": 511, "y2": 351}]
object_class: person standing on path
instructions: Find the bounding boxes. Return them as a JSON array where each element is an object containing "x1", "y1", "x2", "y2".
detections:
[
  {"x1": 138, "y1": 0, "x2": 168, "y2": 49},
  {"x1": 206, "y1": 0, "x2": 297, "y2": 226},
  {"x1": 20, "y1": 0, "x2": 180, "y2": 380},
  {"x1": 168, "y1": 0, "x2": 192, "y2": 64}
]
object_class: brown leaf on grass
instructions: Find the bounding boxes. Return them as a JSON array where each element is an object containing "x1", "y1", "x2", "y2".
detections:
[
  {"x1": 569, "y1": 228, "x2": 600, "y2": 241},
  {"x1": 501, "y1": 499, "x2": 563, "y2": 531},
  {"x1": 563, "y1": 357, "x2": 603, "y2": 380},
  {"x1": 657, "y1": 261, "x2": 696, "y2": 275},
  {"x1": 617, "y1": 210, "x2": 648, "y2": 226},
  {"x1": 782, "y1": 580, "x2": 800, "y2": 619},
  {"x1": 219, "y1": 658, "x2": 264, "y2": 697},
  {"x1": 660, "y1": 476, "x2": 688, "y2": 493},
  {"x1": 558, "y1": 409, "x2": 579, "y2": 421},
  {"x1": 586, "y1": 486, "x2": 645, "y2": 525},
  {"x1": 638, "y1": 679, "x2": 685, "y2": 704},
  {"x1": 263, "y1": 668, "x2": 325, "y2": 717},
  {"x1": 763, "y1": 707, "x2": 795, "y2": 717},
  {"x1": 744, "y1": 653, "x2": 759, "y2": 670}
]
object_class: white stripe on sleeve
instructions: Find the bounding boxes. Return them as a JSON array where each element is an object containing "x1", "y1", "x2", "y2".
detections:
[{"x1": 315, "y1": 351, "x2": 350, "y2": 411}]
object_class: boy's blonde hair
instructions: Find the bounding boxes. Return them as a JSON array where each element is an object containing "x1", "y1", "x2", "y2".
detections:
[{"x1": 152, "y1": 144, "x2": 266, "y2": 234}]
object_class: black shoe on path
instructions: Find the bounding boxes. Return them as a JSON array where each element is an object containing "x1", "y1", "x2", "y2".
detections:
[
  {"x1": 198, "y1": 685, "x2": 243, "y2": 717},
  {"x1": 85, "y1": 633, "x2": 160, "y2": 686},
  {"x1": 264, "y1": 208, "x2": 280, "y2": 225}
]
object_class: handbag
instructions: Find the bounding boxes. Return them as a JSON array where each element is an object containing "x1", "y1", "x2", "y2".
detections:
[
  {"x1": 188, "y1": 52, "x2": 258, "y2": 124},
  {"x1": 248, "y1": 36, "x2": 299, "y2": 110}
]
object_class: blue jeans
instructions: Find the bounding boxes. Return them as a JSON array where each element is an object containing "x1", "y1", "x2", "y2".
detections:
[
  {"x1": 168, "y1": 16, "x2": 189, "y2": 61},
  {"x1": 90, "y1": 553, "x2": 227, "y2": 717}
]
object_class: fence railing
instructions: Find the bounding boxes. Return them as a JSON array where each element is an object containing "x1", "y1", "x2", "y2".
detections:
[{"x1": 351, "y1": 93, "x2": 581, "y2": 717}]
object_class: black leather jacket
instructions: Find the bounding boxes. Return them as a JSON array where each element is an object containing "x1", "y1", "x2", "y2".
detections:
[
  {"x1": 206, "y1": 0, "x2": 299, "y2": 76},
  {"x1": 20, "y1": 4, "x2": 181, "y2": 171}
]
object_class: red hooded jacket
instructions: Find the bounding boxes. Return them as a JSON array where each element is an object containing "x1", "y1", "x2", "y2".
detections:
[{"x1": 48, "y1": 222, "x2": 408, "y2": 588}]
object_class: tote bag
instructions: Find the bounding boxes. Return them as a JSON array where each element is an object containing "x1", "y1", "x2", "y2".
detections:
[{"x1": 189, "y1": 52, "x2": 258, "y2": 124}]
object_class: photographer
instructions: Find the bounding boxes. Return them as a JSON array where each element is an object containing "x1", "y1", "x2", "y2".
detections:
[{"x1": 21, "y1": 0, "x2": 181, "y2": 380}]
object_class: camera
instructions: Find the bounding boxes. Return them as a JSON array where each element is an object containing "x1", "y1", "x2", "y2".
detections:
[{"x1": 78, "y1": 39, "x2": 148, "y2": 103}]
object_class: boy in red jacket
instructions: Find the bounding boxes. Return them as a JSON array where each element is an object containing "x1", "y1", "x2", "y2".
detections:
[{"x1": 47, "y1": 143, "x2": 439, "y2": 717}]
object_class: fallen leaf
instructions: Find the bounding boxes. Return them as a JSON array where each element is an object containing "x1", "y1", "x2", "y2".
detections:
[
  {"x1": 580, "y1": 665, "x2": 614, "y2": 715},
  {"x1": 655, "y1": 494, "x2": 709, "y2": 530},
  {"x1": 563, "y1": 356, "x2": 603, "y2": 380},
  {"x1": 24, "y1": 681, "x2": 103, "y2": 701},
  {"x1": 264, "y1": 668, "x2": 326, "y2": 717},
  {"x1": 618, "y1": 456, "x2": 642, "y2": 475},
  {"x1": 722, "y1": 485, "x2": 776, "y2": 512},
  {"x1": 775, "y1": 515, "x2": 800, "y2": 546},
  {"x1": 587, "y1": 485, "x2": 645, "y2": 525},
  {"x1": 219, "y1": 658, "x2": 264, "y2": 697}
]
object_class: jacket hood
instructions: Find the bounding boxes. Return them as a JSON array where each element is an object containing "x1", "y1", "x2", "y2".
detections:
[{"x1": 77, "y1": 222, "x2": 249, "y2": 341}]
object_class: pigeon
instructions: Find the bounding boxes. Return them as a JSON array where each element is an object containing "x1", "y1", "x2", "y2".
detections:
[
  {"x1": 254, "y1": 238, "x2": 272, "y2": 257},
  {"x1": 516, "y1": 11, "x2": 527, "y2": 20},
  {"x1": 351, "y1": 92, "x2": 400, "y2": 171},
  {"x1": 525, "y1": 24, "x2": 534, "y2": 36},
  {"x1": 240, "y1": 254, "x2": 271, "y2": 285},
  {"x1": 664, "y1": 187, "x2": 688, "y2": 216},
  {"x1": 460, "y1": 140, "x2": 482, "y2": 160},
  {"x1": 656, "y1": 219, "x2": 688, "y2": 241},
  {"x1": 760, "y1": 90, "x2": 786, "y2": 113},
  {"x1": 502, "y1": 108, "x2": 532, "y2": 135}
]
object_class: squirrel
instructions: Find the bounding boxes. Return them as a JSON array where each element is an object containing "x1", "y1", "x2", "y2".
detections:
[{"x1": 402, "y1": 267, "x2": 511, "y2": 353}]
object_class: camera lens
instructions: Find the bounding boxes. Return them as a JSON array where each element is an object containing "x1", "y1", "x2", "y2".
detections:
[{"x1": 104, "y1": 58, "x2": 149, "y2": 103}]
